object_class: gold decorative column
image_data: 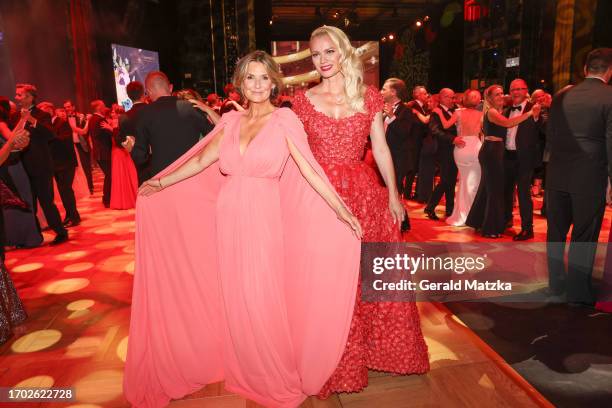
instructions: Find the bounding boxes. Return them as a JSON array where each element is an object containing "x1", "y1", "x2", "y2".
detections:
[{"x1": 552, "y1": 0, "x2": 575, "y2": 90}]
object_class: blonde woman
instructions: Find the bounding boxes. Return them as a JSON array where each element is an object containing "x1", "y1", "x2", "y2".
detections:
[{"x1": 292, "y1": 25, "x2": 429, "y2": 397}]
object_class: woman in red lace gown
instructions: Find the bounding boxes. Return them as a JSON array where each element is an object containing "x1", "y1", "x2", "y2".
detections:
[{"x1": 292, "y1": 25, "x2": 429, "y2": 397}]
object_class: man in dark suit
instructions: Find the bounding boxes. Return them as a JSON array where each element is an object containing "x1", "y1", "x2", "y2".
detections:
[
  {"x1": 381, "y1": 78, "x2": 413, "y2": 231},
  {"x1": 117, "y1": 81, "x2": 149, "y2": 185},
  {"x1": 425, "y1": 88, "x2": 460, "y2": 220},
  {"x1": 546, "y1": 48, "x2": 612, "y2": 306},
  {"x1": 14, "y1": 84, "x2": 68, "y2": 244},
  {"x1": 405, "y1": 86, "x2": 430, "y2": 201},
  {"x1": 128, "y1": 71, "x2": 213, "y2": 177},
  {"x1": 89, "y1": 100, "x2": 113, "y2": 207},
  {"x1": 64, "y1": 99, "x2": 93, "y2": 194},
  {"x1": 51, "y1": 107, "x2": 80, "y2": 226},
  {"x1": 503, "y1": 78, "x2": 542, "y2": 241}
]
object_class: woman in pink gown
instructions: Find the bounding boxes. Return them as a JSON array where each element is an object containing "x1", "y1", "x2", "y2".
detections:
[
  {"x1": 292, "y1": 25, "x2": 429, "y2": 397},
  {"x1": 124, "y1": 51, "x2": 363, "y2": 408}
]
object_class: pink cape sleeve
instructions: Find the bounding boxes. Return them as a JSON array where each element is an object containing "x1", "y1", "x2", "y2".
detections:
[
  {"x1": 124, "y1": 109, "x2": 360, "y2": 406},
  {"x1": 124, "y1": 113, "x2": 235, "y2": 408},
  {"x1": 276, "y1": 108, "x2": 360, "y2": 394}
]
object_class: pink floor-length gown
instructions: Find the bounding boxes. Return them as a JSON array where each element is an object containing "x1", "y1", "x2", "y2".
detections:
[
  {"x1": 124, "y1": 108, "x2": 360, "y2": 407},
  {"x1": 292, "y1": 87, "x2": 430, "y2": 396},
  {"x1": 110, "y1": 141, "x2": 138, "y2": 209}
]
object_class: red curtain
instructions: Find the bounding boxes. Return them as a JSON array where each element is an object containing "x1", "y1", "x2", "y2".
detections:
[
  {"x1": 464, "y1": 0, "x2": 489, "y2": 22},
  {"x1": 69, "y1": 0, "x2": 99, "y2": 112}
]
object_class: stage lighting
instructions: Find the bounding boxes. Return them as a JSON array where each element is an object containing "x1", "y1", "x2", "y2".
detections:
[
  {"x1": 416, "y1": 20, "x2": 423, "y2": 27},
  {"x1": 424, "y1": 16, "x2": 430, "y2": 22},
  {"x1": 388, "y1": 34, "x2": 395, "y2": 40}
]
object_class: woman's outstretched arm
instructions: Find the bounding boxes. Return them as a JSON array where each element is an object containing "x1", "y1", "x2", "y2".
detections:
[
  {"x1": 139, "y1": 129, "x2": 225, "y2": 196},
  {"x1": 286, "y1": 135, "x2": 363, "y2": 239}
]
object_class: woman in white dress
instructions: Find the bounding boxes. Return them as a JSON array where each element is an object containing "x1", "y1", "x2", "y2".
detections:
[{"x1": 433, "y1": 90, "x2": 484, "y2": 226}]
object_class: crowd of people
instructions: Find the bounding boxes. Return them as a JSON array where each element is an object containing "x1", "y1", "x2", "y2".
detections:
[{"x1": 0, "y1": 20, "x2": 610, "y2": 408}]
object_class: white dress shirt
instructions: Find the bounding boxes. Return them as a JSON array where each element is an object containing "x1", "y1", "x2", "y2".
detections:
[{"x1": 505, "y1": 100, "x2": 527, "y2": 151}]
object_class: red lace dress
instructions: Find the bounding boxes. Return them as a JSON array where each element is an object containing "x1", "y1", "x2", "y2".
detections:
[{"x1": 292, "y1": 86, "x2": 430, "y2": 396}]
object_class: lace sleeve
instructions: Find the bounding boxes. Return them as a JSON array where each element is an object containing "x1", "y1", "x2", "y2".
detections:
[
  {"x1": 291, "y1": 91, "x2": 308, "y2": 121},
  {"x1": 364, "y1": 86, "x2": 384, "y2": 121}
]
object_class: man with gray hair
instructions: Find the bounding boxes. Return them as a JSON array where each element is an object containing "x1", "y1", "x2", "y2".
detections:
[
  {"x1": 425, "y1": 88, "x2": 461, "y2": 220},
  {"x1": 406, "y1": 85, "x2": 429, "y2": 200}
]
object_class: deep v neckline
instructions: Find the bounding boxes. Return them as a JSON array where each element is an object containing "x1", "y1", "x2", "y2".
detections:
[{"x1": 237, "y1": 110, "x2": 277, "y2": 158}]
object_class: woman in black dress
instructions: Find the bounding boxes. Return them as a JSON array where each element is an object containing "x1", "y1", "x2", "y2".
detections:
[{"x1": 466, "y1": 85, "x2": 540, "y2": 238}]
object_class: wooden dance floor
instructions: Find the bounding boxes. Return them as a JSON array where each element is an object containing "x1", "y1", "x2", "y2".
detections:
[{"x1": 3, "y1": 171, "x2": 609, "y2": 407}]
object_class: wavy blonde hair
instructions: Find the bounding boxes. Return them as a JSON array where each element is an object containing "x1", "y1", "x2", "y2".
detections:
[{"x1": 310, "y1": 25, "x2": 365, "y2": 113}]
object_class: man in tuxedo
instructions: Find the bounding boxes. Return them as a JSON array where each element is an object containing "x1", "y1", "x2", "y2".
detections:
[
  {"x1": 406, "y1": 86, "x2": 429, "y2": 200},
  {"x1": 546, "y1": 48, "x2": 612, "y2": 305},
  {"x1": 503, "y1": 79, "x2": 542, "y2": 241},
  {"x1": 425, "y1": 88, "x2": 461, "y2": 220},
  {"x1": 381, "y1": 78, "x2": 413, "y2": 231},
  {"x1": 64, "y1": 99, "x2": 93, "y2": 194},
  {"x1": 89, "y1": 100, "x2": 113, "y2": 207},
  {"x1": 128, "y1": 71, "x2": 213, "y2": 177},
  {"x1": 51, "y1": 107, "x2": 80, "y2": 226},
  {"x1": 14, "y1": 84, "x2": 68, "y2": 244},
  {"x1": 117, "y1": 81, "x2": 150, "y2": 185}
]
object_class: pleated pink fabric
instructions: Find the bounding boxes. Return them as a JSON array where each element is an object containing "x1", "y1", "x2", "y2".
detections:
[{"x1": 124, "y1": 108, "x2": 360, "y2": 408}]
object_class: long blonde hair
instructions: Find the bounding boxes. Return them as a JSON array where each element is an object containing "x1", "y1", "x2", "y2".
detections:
[{"x1": 310, "y1": 25, "x2": 365, "y2": 113}]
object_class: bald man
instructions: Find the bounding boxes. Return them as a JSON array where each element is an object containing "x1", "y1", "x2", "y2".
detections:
[
  {"x1": 503, "y1": 79, "x2": 542, "y2": 241},
  {"x1": 424, "y1": 88, "x2": 461, "y2": 219},
  {"x1": 130, "y1": 71, "x2": 213, "y2": 177}
]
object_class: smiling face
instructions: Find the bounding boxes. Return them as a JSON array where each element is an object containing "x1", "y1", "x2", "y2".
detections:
[
  {"x1": 509, "y1": 79, "x2": 528, "y2": 105},
  {"x1": 240, "y1": 61, "x2": 274, "y2": 104},
  {"x1": 487, "y1": 86, "x2": 505, "y2": 110},
  {"x1": 310, "y1": 34, "x2": 342, "y2": 79}
]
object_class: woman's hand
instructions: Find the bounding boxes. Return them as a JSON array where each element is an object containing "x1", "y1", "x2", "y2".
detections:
[
  {"x1": 101, "y1": 120, "x2": 116, "y2": 131},
  {"x1": 336, "y1": 206, "x2": 363, "y2": 240},
  {"x1": 9, "y1": 128, "x2": 30, "y2": 150},
  {"x1": 389, "y1": 195, "x2": 406, "y2": 227},
  {"x1": 138, "y1": 179, "x2": 164, "y2": 197},
  {"x1": 531, "y1": 103, "x2": 541, "y2": 120},
  {"x1": 189, "y1": 99, "x2": 211, "y2": 113}
]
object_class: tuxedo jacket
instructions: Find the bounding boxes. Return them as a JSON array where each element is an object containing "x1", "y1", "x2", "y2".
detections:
[
  {"x1": 89, "y1": 114, "x2": 112, "y2": 162},
  {"x1": 406, "y1": 100, "x2": 429, "y2": 140},
  {"x1": 503, "y1": 101, "x2": 541, "y2": 168},
  {"x1": 21, "y1": 106, "x2": 54, "y2": 176},
  {"x1": 429, "y1": 106, "x2": 457, "y2": 154},
  {"x1": 132, "y1": 96, "x2": 213, "y2": 176},
  {"x1": 386, "y1": 103, "x2": 416, "y2": 156},
  {"x1": 50, "y1": 117, "x2": 77, "y2": 171},
  {"x1": 547, "y1": 78, "x2": 612, "y2": 197},
  {"x1": 117, "y1": 102, "x2": 147, "y2": 146}
]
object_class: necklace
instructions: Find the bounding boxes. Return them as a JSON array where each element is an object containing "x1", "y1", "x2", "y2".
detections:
[{"x1": 333, "y1": 93, "x2": 345, "y2": 105}]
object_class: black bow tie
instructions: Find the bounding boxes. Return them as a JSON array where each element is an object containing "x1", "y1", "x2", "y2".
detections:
[{"x1": 510, "y1": 105, "x2": 522, "y2": 112}]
